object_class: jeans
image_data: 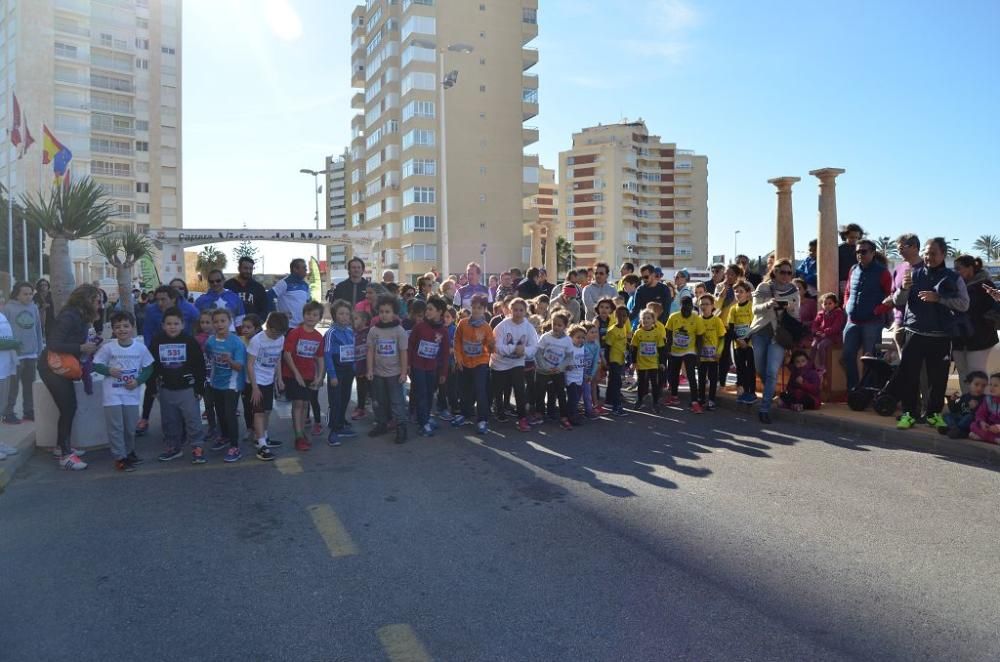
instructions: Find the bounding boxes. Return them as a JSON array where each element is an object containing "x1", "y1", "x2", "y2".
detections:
[
  {"x1": 606, "y1": 363, "x2": 623, "y2": 410},
  {"x1": 841, "y1": 321, "x2": 883, "y2": 390},
  {"x1": 492, "y1": 366, "x2": 527, "y2": 418},
  {"x1": 372, "y1": 375, "x2": 407, "y2": 426},
  {"x1": 952, "y1": 348, "x2": 992, "y2": 394},
  {"x1": 582, "y1": 379, "x2": 594, "y2": 415},
  {"x1": 327, "y1": 364, "x2": 355, "y2": 430},
  {"x1": 459, "y1": 364, "x2": 490, "y2": 422},
  {"x1": 39, "y1": 356, "x2": 77, "y2": 455},
  {"x1": 753, "y1": 335, "x2": 786, "y2": 413},
  {"x1": 104, "y1": 404, "x2": 139, "y2": 460},
  {"x1": 159, "y1": 388, "x2": 205, "y2": 449},
  {"x1": 4, "y1": 357, "x2": 37, "y2": 418},
  {"x1": 411, "y1": 368, "x2": 438, "y2": 427}
]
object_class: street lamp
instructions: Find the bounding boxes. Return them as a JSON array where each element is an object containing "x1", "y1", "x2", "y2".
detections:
[
  {"x1": 437, "y1": 42, "x2": 474, "y2": 278},
  {"x1": 299, "y1": 167, "x2": 330, "y2": 270},
  {"x1": 734, "y1": 229, "x2": 741, "y2": 262}
]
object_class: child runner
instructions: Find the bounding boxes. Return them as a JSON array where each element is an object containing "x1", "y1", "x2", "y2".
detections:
[
  {"x1": 2, "y1": 282, "x2": 42, "y2": 424},
  {"x1": 324, "y1": 300, "x2": 357, "y2": 446},
  {"x1": 604, "y1": 305, "x2": 631, "y2": 417},
  {"x1": 351, "y1": 310, "x2": 372, "y2": 421},
  {"x1": 532, "y1": 311, "x2": 574, "y2": 429},
  {"x1": 582, "y1": 323, "x2": 601, "y2": 418},
  {"x1": 697, "y1": 295, "x2": 727, "y2": 410},
  {"x1": 436, "y1": 306, "x2": 460, "y2": 421},
  {"x1": 408, "y1": 295, "x2": 451, "y2": 437},
  {"x1": 367, "y1": 294, "x2": 410, "y2": 444},
  {"x1": 730, "y1": 281, "x2": 758, "y2": 404},
  {"x1": 239, "y1": 314, "x2": 263, "y2": 442},
  {"x1": 452, "y1": 294, "x2": 495, "y2": 434},
  {"x1": 665, "y1": 296, "x2": 704, "y2": 412},
  {"x1": 93, "y1": 312, "x2": 154, "y2": 472},
  {"x1": 195, "y1": 310, "x2": 219, "y2": 441},
  {"x1": 565, "y1": 324, "x2": 589, "y2": 426},
  {"x1": 205, "y1": 309, "x2": 246, "y2": 462},
  {"x1": 283, "y1": 301, "x2": 326, "y2": 450},
  {"x1": 247, "y1": 312, "x2": 289, "y2": 460},
  {"x1": 630, "y1": 309, "x2": 666, "y2": 412},
  {"x1": 150, "y1": 307, "x2": 207, "y2": 463},
  {"x1": 491, "y1": 297, "x2": 538, "y2": 432}
]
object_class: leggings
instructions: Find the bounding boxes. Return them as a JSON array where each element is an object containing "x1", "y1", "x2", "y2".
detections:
[
  {"x1": 242, "y1": 384, "x2": 254, "y2": 431},
  {"x1": 697, "y1": 362, "x2": 718, "y2": 404},
  {"x1": 437, "y1": 370, "x2": 460, "y2": 413},
  {"x1": 210, "y1": 387, "x2": 240, "y2": 447},
  {"x1": 310, "y1": 388, "x2": 322, "y2": 423},
  {"x1": 534, "y1": 372, "x2": 567, "y2": 418},
  {"x1": 141, "y1": 379, "x2": 158, "y2": 420},
  {"x1": 637, "y1": 368, "x2": 661, "y2": 405},
  {"x1": 668, "y1": 355, "x2": 699, "y2": 404},
  {"x1": 355, "y1": 375, "x2": 370, "y2": 411},
  {"x1": 734, "y1": 344, "x2": 756, "y2": 395},
  {"x1": 39, "y1": 357, "x2": 77, "y2": 455},
  {"x1": 605, "y1": 362, "x2": 623, "y2": 410},
  {"x1": 492, "y1": 366, "x2": 527, "y2": 418}
]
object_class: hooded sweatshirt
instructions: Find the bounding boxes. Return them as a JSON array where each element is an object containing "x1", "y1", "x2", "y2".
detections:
[
  {"x1": 150, "y1": 331, "x2": 207, "y2": 391},
  {"x1": 408, "y1": 319, "x2": 451, "y2": 379},
  {"x1": 490, "y1": 318, "x2": 539, "y2": 371},
  {"x1": 2, "y1": 300, "x2": 43, "y2": 359},
  {"x1": 324, "y1": 322, "x2": 355, "y2": 375}
]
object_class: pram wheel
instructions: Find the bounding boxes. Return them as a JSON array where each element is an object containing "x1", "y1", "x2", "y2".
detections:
[
  {"x1": 847, "y1": 389, "x2": 874, "y2": 412},
  {"x1": 873, "y1": 393, "x2": 897, "y2": 417}
]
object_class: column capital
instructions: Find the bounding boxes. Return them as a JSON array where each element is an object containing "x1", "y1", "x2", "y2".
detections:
[
  {"x1": 767, "y1": 176, "x2": 801, "y2": 190},
  {"x1": 808, "y1": 167, "x2": 846, "y2": 180}
]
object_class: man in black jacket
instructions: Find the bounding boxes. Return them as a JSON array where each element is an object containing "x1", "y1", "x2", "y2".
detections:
[
  {"x1": 225, "y1": 257, "x2": 270, "y2": 319},
  {"x1": 332, "y1": 257, "x2": 369, "y2": 307},
  {"x1": 516, "y1": 267, "x2": 543, "y2": 299},
  {"x1": 628, "y1": 264, "x2": 672, "y2": 324}
]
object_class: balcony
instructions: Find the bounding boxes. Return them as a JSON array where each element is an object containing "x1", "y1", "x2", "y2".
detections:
[
  {"x1": 522, "y1": 47, "x2": 538, "y2": 71},
  {"x1": 352, "y1": 64, "x2": 365, "y2": 87},
  {"x1": 351, "y1": 92, "x2": 365, "y2": 109},
  {"x1": 523, "y1": 153, "x2": 539, "y2": 168},
  {"x1": 522, "y1": 126, "x2": 538, "y2": 147},
  {"x1": 523, "y1": 178, "x2": 539, "y2": 197}
]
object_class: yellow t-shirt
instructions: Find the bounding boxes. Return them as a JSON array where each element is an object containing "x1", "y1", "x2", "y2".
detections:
[
  {"x1": 605, "y1": 323, "x2": 630, "y2": 365},
  {"x1": 665, "y1": 311, "x2": 704, "y2": 356},
  {"x1": 699, "y1": 315, "x2": 727, "y2": 362},
  {"x1": 630, "y1": 326, "x2": 664, "y2": 371},
  {"x1": 728, "y1": 301, "x2": 754, "y2": 344}
]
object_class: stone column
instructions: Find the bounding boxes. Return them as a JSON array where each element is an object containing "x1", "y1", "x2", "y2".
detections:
[
  {"x1": 808, "y1": 168, "x2": 846, "y2": 296},
  {"x1": 543, "y1": 222, "x2": 558, "y2": 278},
  {"x1": 767, "y1": 177, "x2": 800, "y2": 261},
  {"x1": 529, "y1": 224, "x2": 543, "y2": 269}
]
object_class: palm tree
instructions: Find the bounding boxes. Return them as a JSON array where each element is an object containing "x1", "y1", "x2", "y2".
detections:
[
  {"x1": 96, "y1": 228, "x2": 153, "y2": 316},
  {"x1": 874, "y1": 235, "x2": 898, "y2": 259},
  {"x1": 973, "y1": 234, "x2": 1000, "y2": 262},
  {"x1": 196, "y1": 245, "x2": 228, "y2": 280},
  {"x1": 21, "y1": 177, "x2": 116, "y2": 313},
  {"x1": 556, "y1": 236, "x2": 575, "y2": 274}
]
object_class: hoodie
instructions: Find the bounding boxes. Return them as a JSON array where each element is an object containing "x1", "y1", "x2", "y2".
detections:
[
  {"x1": 812, "y1": 306, "x2": 846, "y2": 343},
  {"x1": 324, "y1": 323, "x2": 355, "y2": 375},
  {"x1": 2, "y1": 300, "x2": 43, "y2": 359},
  {"x1": 490, "y1": 318, "x2": 539, "y2": 371},
  {"x1": 150, "y1": 331, "x2": 207, "y2": 392},
  {"x1": 408, "y1": 319, "x2": 450, "y2": 379},
  {"x1": 788, "y1": 360, "x2": 822, "y2": 406}
]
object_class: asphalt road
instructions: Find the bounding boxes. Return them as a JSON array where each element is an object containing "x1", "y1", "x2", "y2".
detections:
[{"x1": 1, "y1": 396, "x2": 999, "y2": 661}]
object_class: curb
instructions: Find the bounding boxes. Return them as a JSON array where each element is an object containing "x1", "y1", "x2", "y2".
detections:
[
  {"x1": 715, "y1": 393, "x2": 1000, "y2": 466},
  {"x1": 0, "y1": 424, "x2": 37, "y2": 493}
]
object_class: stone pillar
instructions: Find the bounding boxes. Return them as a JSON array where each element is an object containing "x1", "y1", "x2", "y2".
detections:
[
  {"x1": 543, "y1": 222, "x2": 558, "y2": 278},
  {"x1": 767, "y1": 176, "x2": 800, "y2": 261},
  {"x1": 808, "y1": 168, "x2": 846, "y2": 297},
  {"x1": 530, "y1": 224, "x2": 543, "y2": 269}
]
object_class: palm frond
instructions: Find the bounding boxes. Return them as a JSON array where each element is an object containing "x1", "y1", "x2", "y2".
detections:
[{"x1": 20, "y1": 177, "x2": 117, "y2": 240}]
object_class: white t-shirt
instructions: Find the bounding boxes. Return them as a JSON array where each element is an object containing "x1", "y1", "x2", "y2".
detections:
[
  {"x1": 0, "y1": 313, "x2": 16, "y2": 379},
  {"x1": 94, "y1": 339, "x2": 154, "y2": 407},
  {"x1": 565, "y1": 344, "x2": 586, "y2": 385},
  {"x1": 247, "y1": 331, "x2": 285, "y2": 386}
]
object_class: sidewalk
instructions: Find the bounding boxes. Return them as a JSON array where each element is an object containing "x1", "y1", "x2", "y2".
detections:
[
  {"x1": 714, "y1": 386, "x2": 1000, "y2": 465},
  {"x1": 0, "y1": 389, "x2": 35, "y2": 492}
]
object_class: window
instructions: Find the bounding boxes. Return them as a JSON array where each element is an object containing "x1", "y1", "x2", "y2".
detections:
[
  {"x1": 136, "y1": 38, "x2": 149, "y2": 49},
  {"x1": 136, "y1": 120, "x2": 149, "y2": 131},
  {"x1": 161, "y1": 46, "x2": 176, "y2": 55},
  {"x1": 401, "y1": 15, "x2": 436, "y2": 40},
  {"x1": 54, "y1": 42, "x2": 78, "y2": 58},
  {"x1": 136, "y1": 141, "x2": 149, "y2": 152},
  {"x1": 401, "y1": 100, "x2": 434, "y2": 121},
  {"x1": 136, "y1": 57, "x2": 149, "y2": 70},
  {"x1": 136, "y1": 18, "x2": 149, "y2": 29},
  {"x1": 403, "y1": 186, "x2": 435, "y2": 205},
  {"x1": 402, "y1": 0, "x2": 433, "y2": 9},
  {"x1": 401, "y1": 71, "x2": 435, "y2": 95},
  {"x1": 523, "y1": 7, "x2": 537, "y2": 24},
  {"x1": 403, "y1": 215, "x2": 436, "y2": 233},
  {"x1": 592, "y1": 192, "x2": 603, "y2": 201},
  {"x1": 136, "y1": 182, "x2": 149, "y2": 193},
  {"x1": 403, "y1": 244, "x2": 437, "y2": 262},
  {"x1": 401, "y1": 43, "x2": 435, "y2": 68},
  {"x1": 402, "y1": 129, "x2": 434, "y2": 150},
  {"x1": 136, "y1": 203, "x2": 150, "y2": 214},
  {"x1": 100, "y1": 33, "x2": 113, "y2": 47},
  {"x1": 522, "y1": 88, "x2": 538, "y2": 104},
  {"x1": 402, "y1": 158, "x2": 436, "y2": 178}
]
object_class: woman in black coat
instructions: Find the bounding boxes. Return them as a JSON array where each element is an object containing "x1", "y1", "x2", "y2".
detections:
[{"x1": 952, "y1": 255, "x2": 998, "y2": 393}]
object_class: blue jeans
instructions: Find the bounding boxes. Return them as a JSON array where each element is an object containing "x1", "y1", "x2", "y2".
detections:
[
  {"x1": 752, "y1": 335, "x2": 786, "y2": 414},
  {"x1": 326, "y1": 363, "x2": 354, "y2": 431},
  {"x1": 841, "y1": 321, "x2": 883, "y2": 390},
  {"x1": 411, "y1": 368, "x2": 438, "y2": 427},
  {"x1": 460, "y1": 364, "x2": 490, "y2": 422}
]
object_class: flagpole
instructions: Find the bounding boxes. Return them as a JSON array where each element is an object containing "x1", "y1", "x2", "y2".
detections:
[{"x1": 6, "y1": 127, "x2": 12, "y2": 283}]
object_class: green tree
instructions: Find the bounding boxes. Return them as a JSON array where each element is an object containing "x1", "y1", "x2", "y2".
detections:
[
  {"x1": 972, "y1": 234, "x2": 1000, "y2": 262},
  {"x1": 556, "y1": 236, "x2": 575, "y2": 274},
  {"x1": 196, "y1": 245, "x2": 228, "y2": 280},
  {"x1": 96, "y1": 228, "x2": 153, "y2": 316},
  {"x1": 21, "y1": 177, "x2": 116, "y2": 313},
  {"x1": 232, "y1": 239, "x2": 259, "y2": 264},
  {"x1": 874, "y1": 235, "x2": 898, "y2": 259}
]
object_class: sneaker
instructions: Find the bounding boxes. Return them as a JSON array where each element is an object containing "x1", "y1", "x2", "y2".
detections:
[
  {"x1": 255, "y1": 445, "x2": 275, "y2": 461},
  {"x1": 476, "y1": 421, "x2": 488, "y2": 435},
  {"x1": 62, "y1": 453, "x2": 88, "y2": 471},
  {"x1": 70, "y1": 447, "x2": 87, "y2": 457},
  {"x1": 295, "y1": 437, "x2": 311, "y2": 451},
  {"x1": 738, "y1": 393, "x2": 758, "y2": 405},
  {"x1": 529, "y1": 413, "x2": 545, "y2": 426},
  {"x1": 517, "y1": 417, "x2": 531, "y2": 432},
  {"x1": 310, "y1": 422, "x2": 324, "y2": 436},
  {"x1": 158, "y1": 447, "x2": 183, "y2": 462},
  {"x1": 428, "y1": 418, "x2": 440, "y2": 430},
  {"x1": 586, "y1": 411, "x2": 600, "y2": 420},
  {"x1": 664, "y1": 395, "x2": 681, "y2": 406},
  {"x1": 706, "y1": 400, "x2": 716, "y2": 411},
  {"x1": 191, "y1": 447, "x2": 207, "y2": 464},
  {"x1": 224, "y1": 447, "x2": 242, "y2": 463},
  {"x1": 559, "y1": 417, "x2": 573, "y2": 431},
  {"x1": 368, "y1": 424, "x2": 389, "y2": 438},
  {"x1": 263, "y1": 437, "x2": 284, "y2": 448},
  {"x1": 0, "y1": 442, "x2": 18, "y2": 456},
  {"x1": 593, "y1": 406, "x2": 608, "y2": 416},
  {"x1": 114, "y1": 458, "x2": 136, "y2": 472},
  {"x1": 126, "y1": 451, "x2": 143, "y2": 465},
  {"x1": 758, "y1": 411, "x2": 772, "y2": 424},
  {"x1": 691, "y1": 402, "x2": 704, "y2": 414},
  {"x1": 897, "y1": 412, "x2": 916, "y2": 430},
  {"x1": 437, "y1": 409, "x2": 454, "y2": 422},
  {"x1": 612, "y1": 408, "x2": 628, "y2": 417},
  {"x1": 134, "y1": 419, "x2": 149, "y2": 436},
  {"x1": 351, "y1": 408, "x2": 367, "y2": 421},
  {"x1": 495, "y1": 411, "x2": 509, "y2": 423},
  {"x1": 420, "y1": 422, "x2": 435, "y2": 437},
  {"x1": 337, "y1": 426, "x2": 358, "y2": 438},
  {"x1": 925, "y1": 413, "x2": 948, "y2": 430},
  {"x1": 210, "y1": 439, "x2": 229, "y2": 452},
  {"x1": 450, "y1": 414, "x2": 466, "y2": 427},
  {"x1": 2, "y1": 414, "x2": 21, "y2": 425}
]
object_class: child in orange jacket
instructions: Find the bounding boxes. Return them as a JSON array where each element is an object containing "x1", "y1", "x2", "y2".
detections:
[{"x1": 452, "y1": 294, "x2": 495, "y2": 434}]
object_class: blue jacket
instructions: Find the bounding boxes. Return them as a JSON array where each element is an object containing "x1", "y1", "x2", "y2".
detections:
[
  {"x1": 143, "y1": 300, "x2": 200, "y2": 347},
  {"x1": 323, "y1": 323, "x2": 355, "y2": 375},
  {"x1": 269, "y1": 274, "x2": 311, "y2": 327},
  {"x1": 895, "y1": 263, "x2": 969, "y2": 336},
  {"x1": 195, "y1": 289, "x2": 245, "y2": 325},
  {"x1": 844, "y1": 260, "x2": 890, "y2": 324},
  {"x1": 797, "y1": 255, "x2": 817, "y2": 288},
  {"x1": 628, "y1": 282, "x2": 672, "y2": 324}
]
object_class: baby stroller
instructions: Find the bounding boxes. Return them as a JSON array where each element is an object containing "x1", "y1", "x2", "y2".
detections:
[{"x1": 847, "y1": 353, "x2": 898, "y2": 416}]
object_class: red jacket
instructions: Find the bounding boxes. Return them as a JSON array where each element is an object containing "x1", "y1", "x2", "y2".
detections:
[
  {"x1": 407, "y1": 320, "x2": 450, "y2": 380},
  {"x1": 811, "y1": 307, "x2": 847, "y2": 343}
]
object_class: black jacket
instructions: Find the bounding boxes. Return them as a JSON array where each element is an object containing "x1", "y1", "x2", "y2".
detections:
[
  {"x1": 224, "y1": 276, "x2": 270, "y2": 319},
  {"x1": 953, "y1": 272, "x2": 998, "y2": 352},
  {"x1": 332, "y1": 278, "x2": 369, "y2": 307},
  {"x1": 45, "y1": 306, "x2": 90, "y2": 357},
  {"x1": 516, "y1": 278, "x2": 541, "y2": 299},
  {"x1": 150, "y1": 331, "x2": 207, "y2": 391}
]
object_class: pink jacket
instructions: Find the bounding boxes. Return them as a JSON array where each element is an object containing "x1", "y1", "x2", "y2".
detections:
[
  {"x1": 974, "y1": 395, "x2": 1000, "y2": 427},
  {"x1": 811, "y1": 307, "x2": 846, "y2": 343}
]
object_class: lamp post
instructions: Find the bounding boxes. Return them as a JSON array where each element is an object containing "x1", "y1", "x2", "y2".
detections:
[
  {"x1": 734, "y1": 229, "x2": 741, "y2": 262},
  {"x1": 437, "y1": 42, "x2": 474, "y2": 279},
  {"x1": 299, "y1": 167, "x2": 330, "y2": 271}
]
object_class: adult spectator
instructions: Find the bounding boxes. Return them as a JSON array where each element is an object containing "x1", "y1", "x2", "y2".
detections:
[
  {"x1": 887, "y1": 234, "x2": 922, "y2": 356},
  {"x1": 796, "y1": 239, "x2": 818, "y2": 291},
  {"x1": 840, "y1": 239, "x2": 892, "y2": 390},
  {"x1": 33, "y1": 278, "x2": 54, "y2": 333},
  {"x1": 562, "y1": 270, "x2": 583, "y2": 302},
  {"x1": 225, "y1": 256, "x2": 270, "y2": 319},
  {"x1": 454, "y1": 261, "x2": 491, "y2": 310},
  {"x1": 195, "y1": 269, "x2": 245, "y2": 328},
  {"x1": 143, "y1": 284, "x2": 198, "y2": 342},
  {"x1": 487, "y1": 274, "x2": 499, "y2": 301},
  {"x1": 702, "y1": 264, "x2": 725, "y2": 295},
  {"x1": 381, "y1": 269, "x2": 395, "y2": 286},
  {"x1": 582, "y1": 262, "x2": 616, "y2": 321},
  {"x1": 332, "y1": 257, "x2": 369, "y2": 307},
  {"x1": 415, "y1": 275, "x2": 434, "y2": 301},
  {"x1": 617, "y1": 261, "x2": 635, "y2": 292},
  {"x1": 670, "y1": 269, "x2": 694, "y2": 313},
  {"x1": 538, "y1": 268, "x2": 554, "y2": 296},
  {"x1": 38, "y1": 284, "x2": 101, "y2": 470},
  {"x1": 748, "y1": 258, "x2": 801, "y2": 424},
  {"x1": 169, "y1": 278, "x2": 193, "y2": 304},
  {"x1": 509, "y1": 268, "x2": 523, "y2": 283},
  {"x1": 714, "y1": 264, "x2": 744, "y2": 387},
  {"x1": 838, "y1": 223, "x2": 865, "y2": 292},
  {"x1": 269, "y1": 258, "x2": 311, "y2": 328},
  {"x1": 517, "y1": 268, "x2": 543, "y2": 299},
  {"x1": 495, "y1": 271, "x2": 517, "y2": 302},
  {"x1": 92, "y1": 280, "x2": 108, "y2": 336},
  {"x1": 551, "y1": 283, "x2": 582, "y2": 323},
  {"x1": 628, "y1": 263, "x2": 672, "y2": 324},
  {"x1": 737, "y1": 255, "x2": 762, "y2": 288},
  {"x1": 325, "y1": 286, "x2": 336, "y2": 305},
  {"x1": 890, "y1": 237, "x2": 969, "y2": 430},
  {"x1": 952, "y1": 255, "x2": 997, "y2": 393}
]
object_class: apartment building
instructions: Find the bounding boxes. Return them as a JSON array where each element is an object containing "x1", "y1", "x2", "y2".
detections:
[
  {"x1": 558, "y1": 121, "x2": 708, "y2": 271},
  {"x1": 325, "y1": 150, "x2": 349, "y2": 272},
  {"x1": 0, "y1": 0, "x2": 181, "y2": 284},
  {"x1": 348, "y1": 0, "x2": 539, "y2": 282},
  {"x1": 523, "y1": 164, "x2": 558, "y2": 275}
]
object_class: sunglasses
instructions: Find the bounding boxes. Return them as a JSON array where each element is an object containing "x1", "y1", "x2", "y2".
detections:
[{"x1": 778, "y1": 270, "x2": 794, "y2": 276}]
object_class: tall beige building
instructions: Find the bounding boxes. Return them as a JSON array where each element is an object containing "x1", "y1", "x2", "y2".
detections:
[
  {"x1": 557, "y1": 121, "x2": 707, "y2": 271},
  {"x1": 0, "y1": 0, "x2": 181, "y2": 283},
  {"x1": 523, "y1": 164, "x2": 558, "y2": 275},
  {"x1": 349, "y1": 0, "x2": 539, "y2": 282},
  {"x1": 325, "y1": 150, "x2": 349, "y2": 272}
]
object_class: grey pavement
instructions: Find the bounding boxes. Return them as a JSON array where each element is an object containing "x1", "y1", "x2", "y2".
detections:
[{"x1": 1, "y1": 395, "x2": 999, "y2": 661}]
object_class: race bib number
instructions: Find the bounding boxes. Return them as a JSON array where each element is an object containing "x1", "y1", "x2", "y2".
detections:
[
  {"x1": 701, "y1": 345, "x2": 717, "y2": 359},
  {"x1": 258, "y1": 349, "x2": 280, "y2": 368},
  {"x1": 674, "y1": 332, "x2": 690, "y2": 349},
  {"x1": 584, "y1": 355, "x2": 594, "y2": 372},
  {"x1": 542, "y1": 348, "x2": 564, "y2": 368},
  {"x1": 159, "y1": 343, "x2": 186, "y2": 366},
  {"x1": 113, "y1": 368, "x2": 138, "y2": 388},
  {"x1": 639, "y1": 341, "x2": 657, "y2": 356},
  {"x1": 213, "y1": 352, "x2": 231, "y2": 368},
  {"x1": 339, "y1": 345, "x2": 356, "y2": 363},
  {"x1": 734, "y1": 324, "x2": 750, "y2": 339},
  {"x1": 376, "y1": 339, "x2": 396, "y2": 356},
  {"x1": 462, "y1": 341, "x2": 482, "y2": 357},
  {"x1": 418, "y1": 339, "x2": 440, "y2": 359},
  {"x1": 355, "y1": 344, "x2": 367, "y2": 360},
  {"x1": 296, "y1": 339, "x2": 320, "y2": 358}
]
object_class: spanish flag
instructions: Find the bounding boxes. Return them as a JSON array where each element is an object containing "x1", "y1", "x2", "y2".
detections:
[{"x1": 42, "y1": 124, "x2": 73, "y2": 184}]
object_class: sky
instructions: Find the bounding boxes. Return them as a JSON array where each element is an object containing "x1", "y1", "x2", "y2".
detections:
[{"x1": 182, "y1": 0, "x2": 1000, "y2": 270}]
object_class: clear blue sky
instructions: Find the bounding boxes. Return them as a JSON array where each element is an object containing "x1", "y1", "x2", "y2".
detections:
[{"x1": 183, "y1": 0, "x2": 1000, "y2": 270}]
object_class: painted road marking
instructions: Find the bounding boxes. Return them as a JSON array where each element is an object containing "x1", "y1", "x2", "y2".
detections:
[
  {"x1": 377, "y1": 624, "x2": 432, "y2": 662},
  {"x1": 307, "y1": 504, "x2": 359, "y2": 558},
  {"x1": 274, "y1": 457, "x2": 303, "y2": 475}
]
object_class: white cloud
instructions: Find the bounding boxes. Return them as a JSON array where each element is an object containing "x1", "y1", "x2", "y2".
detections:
[
  {"x1": 263, "y1": 0, "x2": 303, "y2": 41},
  {"x1": 616, "y1": 0, "x2": 701, "y2": 65},
  {"x1": 649, "y1": 0, "x2": 701, "y2": 33}
]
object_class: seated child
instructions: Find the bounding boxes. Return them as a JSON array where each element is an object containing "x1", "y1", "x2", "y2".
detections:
[
  {"x1": 969, "y1": 372, "x2": 1000, "y2": 444},
  {"x1": 942, "y1": 371, "x2": 988, "y2": 439},
  {"x1": 779, "y1": 350, "x2": 821, "y2": 411}
]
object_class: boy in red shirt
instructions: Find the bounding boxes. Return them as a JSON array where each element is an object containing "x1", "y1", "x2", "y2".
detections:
[{"x1": 283, "y1": 301, "x2": 326, "y2": 450}]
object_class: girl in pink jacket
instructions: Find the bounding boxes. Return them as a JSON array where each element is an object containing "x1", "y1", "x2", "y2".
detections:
[
  {"x1": 811, "y1": 292, "x2": 846, "y2": 375},
  {"x1": 969, "y1": 373, "x2": 1000, "y2": 444}
]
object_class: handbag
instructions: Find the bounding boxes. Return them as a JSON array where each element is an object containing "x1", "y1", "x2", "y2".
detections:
[
  {"x1": 47, "y1": 351, "x2": 83, "y2": 380},
  {"x1": 770, "y1": 284, "x2": 805, "y2": 349}
]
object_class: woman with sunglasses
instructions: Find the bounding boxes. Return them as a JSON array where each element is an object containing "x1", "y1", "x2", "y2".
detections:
[
  {"x1": 748, "y1": 258, "x2": 801, "y2": 423},
  {"x1": 840, "y1": 239, "x2": 893, "y2": 391}
]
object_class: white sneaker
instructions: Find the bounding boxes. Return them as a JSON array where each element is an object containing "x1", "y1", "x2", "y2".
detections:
[
  {"x1": 71, "y1": 447, "x2": 87, "y2": 457},
  {"x1": 62, "y1": 453, "x2": 88, "y2": 471},
  {"x1": 0, "y1": 442, "x2": 19, "y2": 455}
]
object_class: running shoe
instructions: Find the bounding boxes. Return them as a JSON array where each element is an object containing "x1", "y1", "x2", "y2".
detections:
[
  {"x1": 437, "y1": 409, "x2": 454, "y2": 422},
  {"x1": 476, "y1": 421, "x2": 488, "y2": 435},
  {"x1": 114, "y1": 458, "x2": 136, "y2": 472},
  {"x1": 517, "y1": 417, "x2": 531, "y2": 432},
  {"x1": 158, "y1": 447, "x2": 183, "y2": 462},
  {"x1": 191, "y1": 447, "x2": 206, "y2": 464},
  {"x1": 690, "y1": 402, "x2": 704, "y2": 414},
  {"x1": 62, "y1": 454, "x2": 88, "y2": 471},
  {"x1": 528, "y1": 413, "x2": 545, "y2": 426},
  {"x1": 210, "y1": 439, "x2": 229, "y2": 452},
  {"x1": 224, "y1": 447, "x2": 242, "y2": 463},
  {"x1": 450, "y1": 415, "x2": 466, "y2": 427},
  {"x1": 337, "y1": 426, "x2": 358, "y2": 438},
  {"x1": 925, "y1": 413, "x2": 948, "y2": 430},
  {"x1": 419, "y1": 423, "x2": 435, "y2": 437},
  {"x1": 663, "y1": 395, "x2": 681, "y2": 406},
  {"x1": 896, "y1": 412, "x2": 916, "y2": 430},
  {"x1": 126, "y1": 451, "x2": 143, "y2": 465},
  {"x1": 612, "y1": 408, "x2": 628, "y2": 417},
  {"x1": 295, "y1": 437, "x2": 312, "y2": 451},
  {"x1": 310, "y1": 422, "x2": 324, "y2": 436},
  {"x1": 255, "y1": 446, "x2": 275, "y2": 461},
  {"x1": 263, "y1": 438, "x2": 284, "y2": 448},
  {"x1": 559, "y1": 417, "x2": 573, "y2": 431},
  {"x1": 351, "y1": 408, "x2": 367, "y2": 421}
]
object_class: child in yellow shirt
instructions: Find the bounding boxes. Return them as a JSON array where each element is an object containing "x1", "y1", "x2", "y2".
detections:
[
  {"x1": 630, "y1": 309, "x2": 666, "y2": 412},
  {"x1": 604, "y1": 305, "x2": 631, "y2": 416},
  {"x1": 664, "y1": 295, "x2": 704, "y2": 412},
  {"x1": 697, "y1": 295, "x2": 727, "y2": 410},
  {"x1": 729, "y1": 281, "x2": 758, "y2": 404}
]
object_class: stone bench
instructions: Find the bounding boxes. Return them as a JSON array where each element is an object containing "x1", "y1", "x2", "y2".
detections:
[{"x1": 33, "y1": 377, "x2": 111, "y2": 450}]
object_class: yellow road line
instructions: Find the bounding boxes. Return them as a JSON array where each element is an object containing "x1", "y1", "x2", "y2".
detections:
[
  {"x1": 377, "y1": 624, "x2": 432, "y2": 662},
  {"x1": 274, "y1": 457, "x2": 303, "y2": 475},
  {"x1": 307, "y1": 504, "x2": 359, "y2": 558}
]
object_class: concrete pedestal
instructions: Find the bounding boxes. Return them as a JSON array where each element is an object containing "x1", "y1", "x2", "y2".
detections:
[{"x1": 33, "y1": 376, "x2": 111, "y2": 449}]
